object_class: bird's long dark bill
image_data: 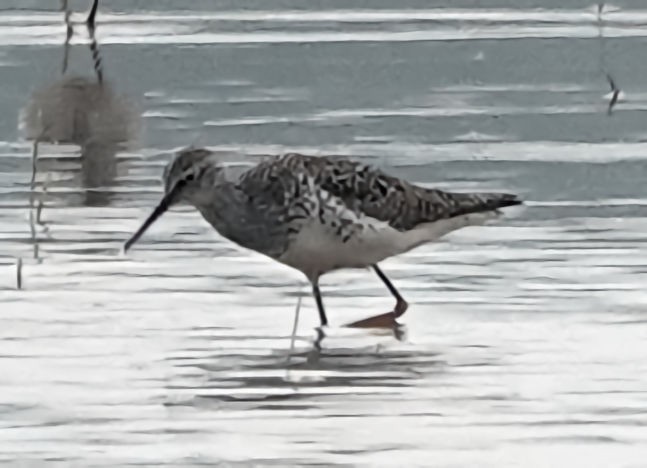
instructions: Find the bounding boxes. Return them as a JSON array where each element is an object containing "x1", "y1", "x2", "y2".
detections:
[{"x1": 123, "y1": 189, "x2": 175, "y2": 252}]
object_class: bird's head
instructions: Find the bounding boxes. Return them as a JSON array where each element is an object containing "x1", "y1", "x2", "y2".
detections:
[{"x1": 123, "y1": 147, "x2": 221, "y2": 252}]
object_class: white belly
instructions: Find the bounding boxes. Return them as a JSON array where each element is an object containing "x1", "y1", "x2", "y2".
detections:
[
  {"x1": 277, "y1": 211, "x2": 499, "y2": 281},
  {"x1": 278, "y1": 221, "x2": 399, "y2": 280}
]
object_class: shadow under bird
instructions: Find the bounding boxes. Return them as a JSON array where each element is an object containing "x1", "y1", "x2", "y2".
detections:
[{"x1": 124, "y1": 148, "x2": 522, "y2": 330}]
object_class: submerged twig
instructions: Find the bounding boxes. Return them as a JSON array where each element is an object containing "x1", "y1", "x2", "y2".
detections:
[
  {"x1": 36, "y1": 172, "x2": 51, "y2": 227},
  {"x1": 596, "y1": 3, "x2": 622, "y2": 115},
  {"x1": 62, "y1": 0, "x2": 73, "y2": 75},
  {"x1": 36, "y1": 200, "x2": 44, "y2": 225},
  {"x1": 29, "y1": 125, "x2": 50, "y2": 261},
  {"x1": 605, "y1": 73, "x2": 621, "y2": 115},
  {"x1": 29, "y1": 207, "x2": 36, "y2": 241},
  {"x1": 86, "y1": 0, "x2": 103, "y2": 84},
  {"x1": 30, "y1": 134, "x2": 39, "y2": 190},
  {"x1": 286, "y1": 294, "x2": 302, "y2": 364},
  {"x1": 30, "y1": 114, "x2": 51, "y2": 193},
  {"x1": 29, "y1": 137, "x2": 39, "y2": 252},
  {"x1": 30, "y1": 130, "x2": 45, "y2": 231},
  {"x1": 61, "y1": 0, "x2": 103, "y2": 83},
  {"x1": 16, "y1": 258, "x2": 23, "y2": 290}
]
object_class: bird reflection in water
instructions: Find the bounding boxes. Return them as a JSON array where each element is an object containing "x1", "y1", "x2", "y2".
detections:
[
  {"x1": 20, "y1": 0, "x2": 140, "y2": 211},
  {"x1": 21, "y1": 76, "x2": 140, "y2": 206},
  {"x1": 163, "y1": 325, "x2": 429, "y2": 409}
]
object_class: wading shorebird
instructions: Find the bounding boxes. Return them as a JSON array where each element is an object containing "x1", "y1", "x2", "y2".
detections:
[{"x1": 123, "y1": 148, "x2": 522, "y2": 330}]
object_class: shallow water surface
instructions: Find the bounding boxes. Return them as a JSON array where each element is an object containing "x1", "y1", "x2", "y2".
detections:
[{"x1": 1, "y1": 1, "x2": 647, "y2": 467}]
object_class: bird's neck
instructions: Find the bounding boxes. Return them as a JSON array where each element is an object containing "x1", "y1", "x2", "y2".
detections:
[
  {"x1": 192, "y1": 182, "x2": 288, "y2": 259},
  {"x1": 193, "y1": 182, "x2": 245, "y2": 237}
]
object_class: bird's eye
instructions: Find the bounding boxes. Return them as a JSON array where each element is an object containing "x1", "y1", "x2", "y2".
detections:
[{"x1": 185, "y1": 173, "x2": 195, "y2": 181}]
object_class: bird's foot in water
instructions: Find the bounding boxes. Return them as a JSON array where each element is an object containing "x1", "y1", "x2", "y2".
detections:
[
  {"x1": 344, "y1": 298, "x2": 407, "y2": 330},
  {"x1": 345, "y1": 312, "x2": 400, "y2": 329},
  {"x1": 344, "y1": 311, "x2": 406, "y2": 341}
]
